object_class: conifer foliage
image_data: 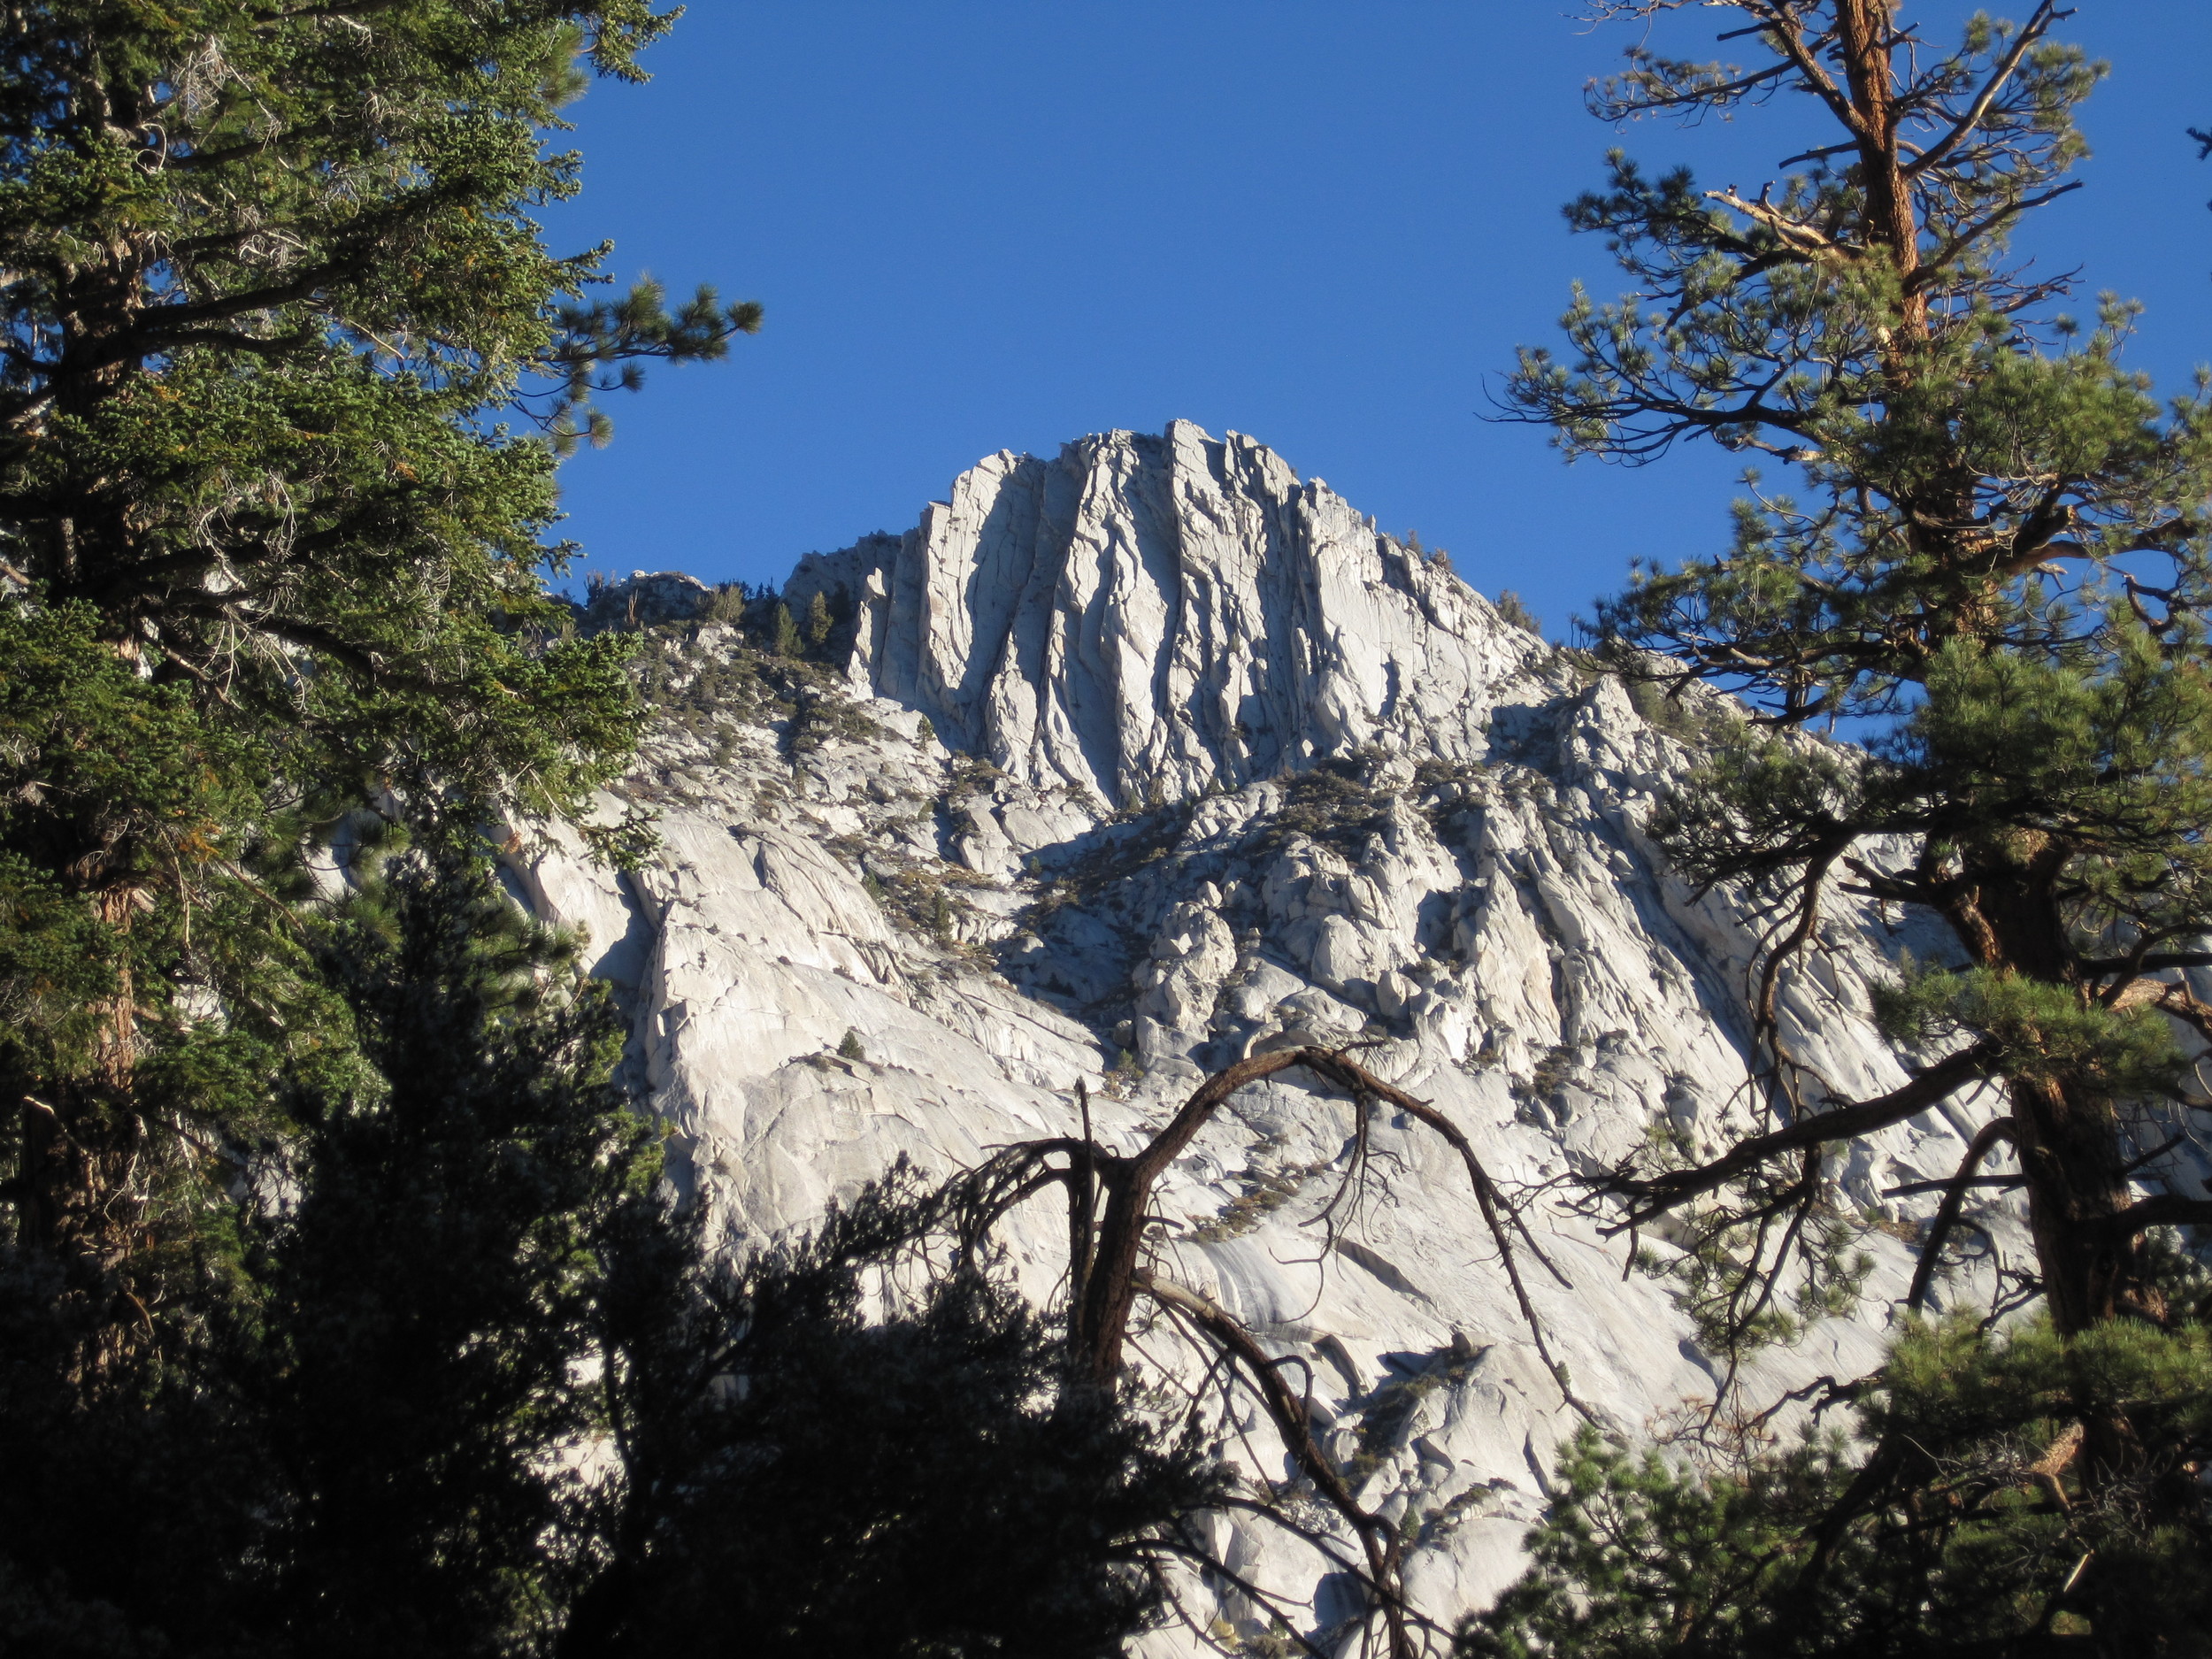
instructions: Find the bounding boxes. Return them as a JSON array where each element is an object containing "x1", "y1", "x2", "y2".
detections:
[
  {"x1": 0, "y1": 0, "x2": 759, "y2": 1345},
  {"x1": 568, "y1": 1162, "x2": 1227, "y2": 1659},
  {"x1": 0, "y1": 852, "x2": 654, "y2": 1656},
  {"x1": 259, "y1": 859, "x2": 657, "y2": 1659},
  {"x1": 1480, "y1": 4, "x2": 2212, "y2": 1652}
]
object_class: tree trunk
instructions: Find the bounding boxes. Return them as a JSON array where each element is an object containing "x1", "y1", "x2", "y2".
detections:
[
  {"x1": 14, "y1": 879, "x2": 150, "y2": 1375},
  {"x1": 1938, "y1": 853, "x2": 2161, "y2": 1520},
  {"x1": 2012, "y1": 1073, "x2": 2152, "y2": 1335},
  {"x1": 1834, "y1": 0, "x2": 1924, "y2": 334},
  {"x1": 1947, "y1": 855, "x2": 2154, "y2": 1335}
]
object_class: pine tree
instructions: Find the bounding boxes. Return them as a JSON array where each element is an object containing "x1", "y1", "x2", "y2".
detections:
[
  {"x1": 0, "y1": 598, "x2": 317, "y2": 1371},
  {"x1": 566, "y1": 1162, "x2": 1228, "y2": 1659},
  {"x1": 772, "y1": 600, "x2": 804, "y2": 657},
  {"x1": 0, "y1": 0, "x2": 754, "y2": 1355},
  {"x1": 1510, "y1": 0, "x2": 2212, "y2": 1356},
  {"x1": 1482, "y1": 3, "x2": 2212, "y2": 1647},
  {"x1": 1466, "y1": 1273, "x2": 2212, "y2": 1656},
  {"x1": 254, "y1": 856, "x2": 658, "y2": 1658},
  {"x1": 0, "y1": 850, "x2": 655, "y2": 1656}
]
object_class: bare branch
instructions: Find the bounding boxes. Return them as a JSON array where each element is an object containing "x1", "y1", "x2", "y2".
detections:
[
  {"x1": 2087, "y1": 1192, "x2": 2212, "y2": 1242},
  {"x1": 1902, "y1": 1, "x2": 2066, "y2": 180},
  {"x1": 1764, "y1": 8, "x2": 1878, "y2": 144},
  {"x1": 1908, "y1": 1119, "x2": 2017, "y2": 1313},
  {"x1": 1071, "y1": 1046, "x2": 1593, "y2": 1424},
  {"x1": 1134, "y1": 1271, "x2": 1415, "y2": 1659},
  {"x1": 1599, "y1": 1042, "x2": 2001, "y2": 1222},
  {"x1": 1707, "y1": 186, "x2": 1851, "y2": 261}
]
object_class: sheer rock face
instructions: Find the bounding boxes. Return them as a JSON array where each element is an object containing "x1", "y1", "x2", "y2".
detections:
[
  {"x1": 518, "y1": 426, "x2": 2018, "y2": 1647},
  {"x1": 783, "y1": 420, "x2": 1542, "y2": 810}
]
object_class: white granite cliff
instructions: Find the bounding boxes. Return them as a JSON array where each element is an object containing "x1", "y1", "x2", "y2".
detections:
[
  {"x1": 513, "y1": 425, "x2": 2032, "y2": 1652},
  {"x1": 781, "y1": 421, "x2": 1539, "y2": 810}
]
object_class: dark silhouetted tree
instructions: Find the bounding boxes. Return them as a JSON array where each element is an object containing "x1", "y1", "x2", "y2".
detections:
[{"x1": 568, "y1": 1163, "x2": 1229, "y2": 1659}]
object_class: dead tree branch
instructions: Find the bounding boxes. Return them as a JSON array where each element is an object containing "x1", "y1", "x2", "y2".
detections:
[
  {"x1": 1907, "y1": 1118, "x2": 2017, "y2": 1313},
  {"x1": 1137, "y1": 1271, "x2": 1417, "y2": 1659},
  {"x1": 947, "y1": 1044, "x2": 1608, "y2": 1656},
  {"x1": 1596, "y1": 1041, "x2": 1999, "y2": 1223}
]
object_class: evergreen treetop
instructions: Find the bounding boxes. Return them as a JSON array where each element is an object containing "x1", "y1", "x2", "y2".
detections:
[
  {"x1": 0, "y1": 0, "x2": 758, "y2": 818},
  {"x1": 1509, "y1": 0, "x2": 2212, "y2": 1348}
]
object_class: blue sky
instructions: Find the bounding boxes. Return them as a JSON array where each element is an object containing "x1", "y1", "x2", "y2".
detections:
[{"x1": 544, "y1": 3, "x2": 2212, "y2": 639}]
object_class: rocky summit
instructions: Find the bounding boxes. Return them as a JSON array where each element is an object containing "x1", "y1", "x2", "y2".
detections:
[{"x1": 511, "y1": 423, "x2": 2031, "y2": 1648}]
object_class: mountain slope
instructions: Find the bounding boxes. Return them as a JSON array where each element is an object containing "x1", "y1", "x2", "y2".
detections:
[{"x1": 517, "y1": 425, "x2": 2013, "y2": 1647}]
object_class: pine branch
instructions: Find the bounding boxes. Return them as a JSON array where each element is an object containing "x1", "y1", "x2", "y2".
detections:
[{"x1": 1598, "y1": 1043, "x2": 2001, "y2": 1223}]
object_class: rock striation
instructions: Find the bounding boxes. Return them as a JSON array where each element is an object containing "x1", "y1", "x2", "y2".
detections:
[
  {"x1": 517, "y1": 425, "x2": 2062, "y2": 1652},
  {"x1": 783, "y1": 421, "x2": 1541, "y2": 810}
]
